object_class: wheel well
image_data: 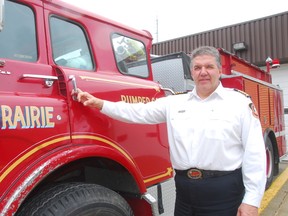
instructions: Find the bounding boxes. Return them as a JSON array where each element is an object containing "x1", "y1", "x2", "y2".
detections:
[{"x1": 23, "y1": 157, "x2": 141, "y2": 204}]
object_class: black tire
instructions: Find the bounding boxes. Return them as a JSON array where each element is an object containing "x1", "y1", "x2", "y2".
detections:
[
  {"x1": 16, "y1": 182, "x2": 134, "y2": 216},
  {"x1": 265, "y1": 138, "x2": 274, "y2": 189}
]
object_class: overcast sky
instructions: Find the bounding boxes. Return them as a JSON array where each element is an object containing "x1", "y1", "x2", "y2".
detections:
[{"x1": 62, "y1": 0, "x2": 287, "y2": 42}]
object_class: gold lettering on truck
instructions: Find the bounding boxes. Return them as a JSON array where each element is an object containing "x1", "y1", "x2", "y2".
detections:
[
  {"x1": 1, "y1": 105, "x2": 55, "y2": 129},
  {"x1": 120, "y1": 95, "x2": 156, "y2": 103}
]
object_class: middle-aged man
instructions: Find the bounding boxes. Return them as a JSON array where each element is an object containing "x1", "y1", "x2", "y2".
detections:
[{"x1": 73, "y1": 46, "x2": 266, "y2": 216}]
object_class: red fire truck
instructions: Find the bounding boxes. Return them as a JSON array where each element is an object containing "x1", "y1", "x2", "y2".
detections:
[
  {"x1": 219, "y1": 48, "x2": 286, "y2": 187},
  {"x1": 0, "y1": 0, "x2": 286, "y2": 215}
]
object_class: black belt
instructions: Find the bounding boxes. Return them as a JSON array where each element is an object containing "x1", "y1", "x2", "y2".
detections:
[{"x1": 175, "y1": 168, "x2": 241, "y2": 180}]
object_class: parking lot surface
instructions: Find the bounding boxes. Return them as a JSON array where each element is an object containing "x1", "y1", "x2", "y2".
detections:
[{"x1": 260, "y1": 155, "x2": 288, "y2": 216}]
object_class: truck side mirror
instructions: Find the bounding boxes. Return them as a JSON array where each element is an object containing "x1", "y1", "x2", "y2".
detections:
[{"x1": 0, "y1": 0, "x2": 4, "y2": 31}]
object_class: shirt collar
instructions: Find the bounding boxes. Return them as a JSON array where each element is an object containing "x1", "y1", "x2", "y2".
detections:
[{"x1": 189, "y1": 82, "x2": 225, "y2": 100}]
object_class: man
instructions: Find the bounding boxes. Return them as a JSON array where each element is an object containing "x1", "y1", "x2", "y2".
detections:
[{"x1": 74, "y1": 46, "x2": 266, "y2": 216}]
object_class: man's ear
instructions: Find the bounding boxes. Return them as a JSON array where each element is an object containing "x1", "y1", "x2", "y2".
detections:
[
  {"x1": 218, "y1": 70, "x2": 223, "y2": 80},
  {"x1": 190, "y1": 69, "x2": 194, "y2": 81}
]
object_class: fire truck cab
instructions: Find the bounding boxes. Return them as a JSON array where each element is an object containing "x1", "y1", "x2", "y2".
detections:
[{"x1": 0, "y1": 0, "x2": 286, "y2": 215}]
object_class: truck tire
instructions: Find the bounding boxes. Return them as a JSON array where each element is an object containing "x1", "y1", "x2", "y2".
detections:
[
  {"x1": 265, "y1": 138, "x2": 274, "y2": 189},
  {"x1": 16, "y1": 182, "x2": 134, "y2": 216}
]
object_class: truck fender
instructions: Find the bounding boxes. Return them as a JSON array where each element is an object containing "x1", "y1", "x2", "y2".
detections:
[{"x1": 1, "y1": 140, "x2": 145, "y2": 215}]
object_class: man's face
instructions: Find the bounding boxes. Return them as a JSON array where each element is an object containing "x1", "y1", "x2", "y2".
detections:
[{"x1": 191, "y1": 55, "x2": 222, "y2": 98}]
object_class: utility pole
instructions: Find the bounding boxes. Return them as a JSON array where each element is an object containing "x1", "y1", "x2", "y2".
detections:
[{"x1": 155, "y1": 16, "x2": 158, "y2": 42}]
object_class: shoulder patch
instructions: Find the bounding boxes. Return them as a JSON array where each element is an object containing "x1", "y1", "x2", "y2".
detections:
[
  {"x1": 233, "y1": 88, "x2": 251, "y2": 98},
  {"x1": 175, "y1": 91, "x2": 188, "y2": 95},
  {"x1": 249, "y1": 103, "x2": 259, "y2": 118}
]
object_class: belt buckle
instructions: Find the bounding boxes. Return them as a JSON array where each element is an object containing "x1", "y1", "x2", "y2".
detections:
[{"x1": 187, "y1": 168, "x2": 202, "y2": 179}]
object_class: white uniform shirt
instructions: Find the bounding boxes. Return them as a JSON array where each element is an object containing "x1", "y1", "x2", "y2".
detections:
[{"x1": 101, "y1": 83, "x2": 266, "y2": 207}]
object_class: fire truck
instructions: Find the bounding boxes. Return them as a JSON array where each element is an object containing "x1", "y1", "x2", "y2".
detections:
[{"x1": 0, "y1": 0, "x2": 286, "y2": 215}]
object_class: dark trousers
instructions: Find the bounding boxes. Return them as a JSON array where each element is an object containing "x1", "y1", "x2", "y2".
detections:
[{"x1": 174, "y1": 168, "x2": 244, "y2": 216}]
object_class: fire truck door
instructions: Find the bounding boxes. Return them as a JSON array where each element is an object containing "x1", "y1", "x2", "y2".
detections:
[
  {"x1": 0, "y1": 0, "x2": 70, "y2": 178},
  {"x1": 45, "y1": 7, "x2": 172, "y2": 183}
]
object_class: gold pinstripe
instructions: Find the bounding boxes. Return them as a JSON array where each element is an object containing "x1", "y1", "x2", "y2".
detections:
[
  {"x1": 0, "y1": 134, "x2": 172, "y2": 184},
  {"x1": 0, "y1": 136, "x2": 70, "y2": 182},
  {"x1": 79, "y1": 76, "x2": 161, "y2": 92}
]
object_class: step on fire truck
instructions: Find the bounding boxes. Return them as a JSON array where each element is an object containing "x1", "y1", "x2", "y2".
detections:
[{"x1": 0, "y1": 0, "x2": 286, "y2": 215}]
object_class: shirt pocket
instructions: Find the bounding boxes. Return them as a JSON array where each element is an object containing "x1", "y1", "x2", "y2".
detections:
[
  {"x1": 205, "y1": 111, "x2": 234, "y2": 140},
  {"x1": 170, "y1": 109, "x2": 195, "y2": 138}
]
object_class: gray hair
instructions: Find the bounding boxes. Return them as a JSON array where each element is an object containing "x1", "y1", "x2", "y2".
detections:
[{"x1": 190, "y1": 46, "x2": 222, "y2": 69}]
